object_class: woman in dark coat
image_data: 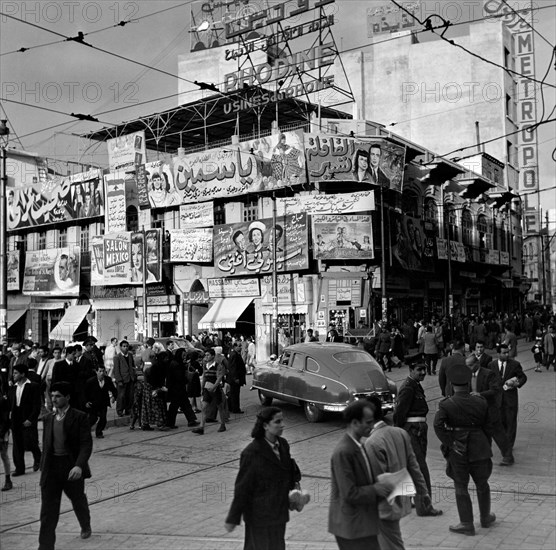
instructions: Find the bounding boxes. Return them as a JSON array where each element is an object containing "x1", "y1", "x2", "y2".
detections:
[
  {"x1": 141, "y1": 351, "x2": 169, "y2": 431},
  {"x1": 225, "y1": 407, "x2": 302, "y2": 550},
  {"x1": 186, "y1": 353, "x2": 202, "y2": 413}
]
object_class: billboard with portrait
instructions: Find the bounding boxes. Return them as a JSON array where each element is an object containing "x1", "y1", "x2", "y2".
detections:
[
  {"x1": 145, "y1": 160, "x2": 180, "y2": 209},
  {"x1": 23, "y1": 247, "x2": 80, "y2": 296},
  {"x1": 7, "y1": 250, "x2": 21, "y2": 291},
  {"x1": 6, "y1": 169, "x2": 104, "y2": 231},
  {"x1": 312, "y1": 214, "x2": 374, "y2": 260},
  {"x1": 214, "y1": 213, "x2": 309, "y2": 276},
  {"x1": 391, "y1": 213, "x2": 434, "y2": 272},
  {"x1": 107, "y1": 131, "x2": 147, "y2": 171},
  {"x1": 304, "y1": 135, "x2": 405, "y2": 192}
]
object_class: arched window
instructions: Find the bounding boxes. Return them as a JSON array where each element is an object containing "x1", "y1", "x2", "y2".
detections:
[
  {"x1": 492, "y1": 218, "x2": 498, "y2": 249},
  {"x1": 402, "y1": 190, "x2": 420, "y2": 217},
  {"x1": 444, "y1": 204, "x2": 458, "y2": 241},
  {"x1": 423, "y1": 198, "x2": 438, "y2": 234},
  {"x1": 500, "y1": 220, "x2": 507, "y2": 252},
  {"x1": 126, "y1": 205, "x2": 138, "y2": 232},
  {"x1": 477, "y1": 214, "x2": 490, "y2": 249},
  {"x1": 462, "y1": 209, "x2": 473, "y2": 246}
]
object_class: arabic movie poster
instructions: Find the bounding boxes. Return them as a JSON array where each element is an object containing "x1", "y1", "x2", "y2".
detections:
[
  {"x1": 312, "y1": 214, "x2": 374, "y2": 260},
  {"x1": 179, "y1": 201, "x2": 214, "y2": 228},
  {"x1": 7, "y1": 250, "x2": 20, "y2": 291},
  {"x1": 172, "y1": 130, "x2": 306, "y2": 204},
  {"x1": 22, "y1": 247, "x2": 80, "y2": 296},
  {"x1": 144, "y1": 229, "x2": 163, "y2": 283},
  {"x1": 169, "y1": 229, "x2": 213, "y2": 263},
  {"x1": 6, "y1": 169, "x2": 104, "y2": 231},
  {"x1": 304, "y1": 134, "x2": 405, "y2": 192},
  {"x1": 104, "y1": 172, "x2": 127, "y2": 233},
  {"x1": 107, "y1": 131, "x2": 147, "y2": 171},
  {"x1": 390, "y1": 213, "x2": 433, "y2": 272},
  {"x1": 145, "y1": 160, "x2": 180, "y2": 209},
  {"x1": 214, "y1": 213, "x2": 309, "y2": 277}
]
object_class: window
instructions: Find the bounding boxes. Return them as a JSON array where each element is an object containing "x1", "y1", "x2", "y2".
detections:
[
  {"x1": 423, "y1": 198, "x2": 438, "y2": 234},
  {"x1": 492, "y1": 219, "x2": 498, "y2": 249},
  {"x1": 402, "y1": 190, "x2": 419, "y2": 217},
  {"x1": 80, "y1": 225, "x2": 90, "y2": 251},
  {"x1": 306, "y1": 358, "x2": 320, "y2": 373},
  {"x1": 462, "y1": 210, "x2": 473, "y2": 246},
  {"x1": 280, "y1": 351, "x2": 292, "y2": 366},
  {"x1": 505, "y1": 94, "x2": 513, "y2": 120},
  {"x1": 152, "y1": 211, "x2": 165, "y2": 231},
  {"x1": 58, "y1": 228, "x2": 67, "y2": 248},
  {"x1": 243, "y1": 197, "x2": 258, "y2": 222},
  {"x1": 214, "y1": 202, "x2": 225, "y2": 225},
  {"x1": 38, "y1": 231, "x2": 46, "y2": 250},
  {"x1": 444, "y1": 205, "x2": 458, "y2": 241},
  {"x1": 291, "y1": 354, "x2": 304, "y2": 371},
  {"x1": 500, "y1": 221, "x2": 507, "y2": 252},
  {"x1": 477, "y1": 214, "x2": 490, "y2": 248},
  {"x1": 126, "y1": 205, "x2": 139, "y2": 232}
]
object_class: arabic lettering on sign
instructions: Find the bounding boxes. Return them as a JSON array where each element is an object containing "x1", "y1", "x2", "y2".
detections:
[
  {"x1": 179, "y1": 201, "x2": 214, "y2": 228},
  {"x1": 6, "y1": 169, "x2": 104, "y2": 231},
  {"x1": 214, "y1": 213, "x2": 309, "y2": 276},
  {"x1": 367, "y1": 1, "x2": 420, "y2": 36},
  {"x1": 107, "y1": 131, "x2": 146, "y2": 171},
  {"x1": 276, "y1": 190, "x2": 375, "y2": 215},
  {"x1": 260, "y1": 274, "x2": 298, "y2": 303},
  {"x1": 104, "y1": 173, "x2": 127, "y2": 233},
  {"x1": 135, "y1": 164, "x2": 150, "y2": 209},
  {"x1": 169, "y1": 229, "x2": 213, "y2": 263},
  {"x1": 208, "y1": 277, "x2": 261, "y2": 298}
]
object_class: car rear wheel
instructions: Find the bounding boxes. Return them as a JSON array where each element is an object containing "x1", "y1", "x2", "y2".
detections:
[
  {"x1": 258, "y1": 391, "x2": 273, "y2": 406},
  {"x1": 303, "y1": 401, "x2": 325, "y2": 423}
]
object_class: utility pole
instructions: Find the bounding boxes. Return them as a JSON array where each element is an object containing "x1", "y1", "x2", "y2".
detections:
[{"x1": 0, "y1": 120, "x2": 10, "y2": 344}]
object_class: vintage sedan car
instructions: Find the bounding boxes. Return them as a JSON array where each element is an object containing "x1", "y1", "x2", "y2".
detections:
[{"x1": 251, "y1": 343, "x2": 397, "y2": 422}]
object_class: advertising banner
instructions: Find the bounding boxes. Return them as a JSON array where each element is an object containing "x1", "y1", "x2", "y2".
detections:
[
  {"x1": 172, "y1": 130, "x2": 306, "y2": 204},
  {"x1": 275, "y1": 191, "x2": 375, "y2": 215},
  {"x1": 390, "y1": 213, "x2": 433, "y2": 271},
  {"x1": 179, "y1": 201, "x2": 214, "y2": 228},
  {"x1": 107, "y1": 131, "x2": 146, "y2": 171},
  {"x1": 23, "y1": 247, "x2": 80, "y2": 296},
  {"x1": 169, "y1": 229, "x2": 213, "y2": 263},
  {"x1": 7, "y1": 250, "x2": 20, "y2": 291},
  {"x1": 144, "y1": 229, "x2": 163, "y2": 282},
  {"x1": 436, "y1": 238, "x2": 466, "y2": 263},
  {"x1": 305, "y1": 135, "x2": 405, "y2": 192},
  {"x1": 214, "y1": 213, "x2": 309, "y2": 276},
  {"x1": 145, "y1": 160, "x2": 180, "y2": 209},
  {"x1": 135, "y1": 164, "x2": 150, "y2": 209},
  {"x1": 208, "y1": 278, "x2": 260, "y2": 298},
  {"x1": 104, "y1": 172, "x2": 127, "y2": 233},
  {"x1": 312, "y1": 214, "x2": 374, "y2": 260},
  {"x1": 7, "y1": 169, "x2": 103, "y2": 231}
]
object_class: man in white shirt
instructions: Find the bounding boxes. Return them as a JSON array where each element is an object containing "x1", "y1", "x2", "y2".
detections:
[{"x1": 103, "y1": 338, "x2": 119, "y2": 377}]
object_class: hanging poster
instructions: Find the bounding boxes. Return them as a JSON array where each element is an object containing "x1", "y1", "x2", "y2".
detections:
[
  {"x1": 305, "y1": 135, "x2": 405, "y2": 192},
  {"x1": 172, "y1": 130, "x2": 306, "y2": 204},
  {"x1": 214, "y1": 213, "x2": 309, "y2": 276},
  {"x1": 22, "y1": 247, "x2": 80, "y2": 296},
  {"x1": 104, "y1": 172, "x2": 127, "y2": 233},
  {"x1": 144, "y1": 229, "x2": 163, "y2": 282},
  {"x1": 7, "y1": 250, "x2": 20, "y2": 291},
  {"x1": 312, "y1": 214, "x2": 374, "y2": 260},
  {"x1": 145, "y1": 160, "x2": 181, "y2": 209},
  {"x1": 179, "y1": 201, "x2": 214, "y2": 228},
  {"x1": 6, "y1": 169, "x2": 103, "y2": 231},
  {"x1": 169, "y1": 229, "x2": 213, "y2": 263},
  {"x1": 390, "y1": 213, "x2": 433, "y2": 271},
  {"x1": 274, "y1": 191, "x2": 375, "y2": 215},
  {"x1": 107, "y1": 131, "x2": 147, "y2": 171}
]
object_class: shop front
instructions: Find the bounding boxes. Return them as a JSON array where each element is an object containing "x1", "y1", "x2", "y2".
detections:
[{"x1": 90, "y1": 287, "x2": 136, "y2": 343}]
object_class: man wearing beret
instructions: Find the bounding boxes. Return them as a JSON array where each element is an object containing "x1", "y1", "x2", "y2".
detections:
[
  {"x1": 393, "y1": 353, "x2": 442, "y2": 517},
  {"x1": 434, "y1": 363, "x2": 495, "y2": 536}
]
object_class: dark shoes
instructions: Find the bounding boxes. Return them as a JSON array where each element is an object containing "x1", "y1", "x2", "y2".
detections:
[
  {"x1": 449, "y1": 523, "x2": 476, "y2": 536},
  {"x1": 1, "y1": 479, "x2": 13, "y2": 491},
  {"x1": 481, "y1": 513, "x2": 496, "y2": 528},
  {"x1": 96, "y1": 434, "x2": 104, "y2": 439},
  {"x1": 81, "y1": 527, "x2": 92, "y2": 539},
  {"x1": 192, "y1": 427, "x2": 204, "y2": 435},
  {"x1": 500, "y1": 455, "x2": 515, "y2": 466},
  {"x1": 417, "y1": 508, "x2": 443, "y2": 517},
  {"x1": 12, "y1": 471, "x2": 25, "y2": 477},
  {"x1": 217, "y1": 425, "x2": 227, "y2": 433},
  {"x1": 141, "y1": 425, "x2": 153, "y2": 431},
  {"x1": 187, "y1": 421, "x2": 200, "y2": 427},
  {"x1": 33, "y1": 460, "x2": 41, "y2": 472}
]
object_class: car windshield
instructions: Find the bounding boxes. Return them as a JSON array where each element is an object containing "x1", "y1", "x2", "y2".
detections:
[{"x1": 333, "y1": 351, "x2": 372, "y2": 364}]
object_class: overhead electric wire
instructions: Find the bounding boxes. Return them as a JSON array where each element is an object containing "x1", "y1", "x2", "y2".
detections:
[{"x1": 500, "y1": 0, "x2": 555, "y2": 49}]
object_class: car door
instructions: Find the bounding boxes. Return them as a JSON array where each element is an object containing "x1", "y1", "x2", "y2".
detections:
[
  {"x1": 282, "y1": 352, "x2": 308, "y2": 400},
  {"x1": 301, "y1": 356, "x2": 335, "y2": 404}
]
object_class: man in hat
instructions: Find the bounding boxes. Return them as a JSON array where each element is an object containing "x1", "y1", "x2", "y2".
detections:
[
  {"x1": 487, "y1": 343, "x2": 527, "y2": 465},
  {"x1": 434, "y1": 362, "x2": 495, "y2": 536},
  {"x1": 393, "y1": 353, "x2": 442, "y2": 517}
]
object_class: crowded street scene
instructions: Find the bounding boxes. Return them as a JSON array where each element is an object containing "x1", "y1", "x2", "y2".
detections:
[{"x1": 1, "y1": 0, "x2": 555, "y2": 549}]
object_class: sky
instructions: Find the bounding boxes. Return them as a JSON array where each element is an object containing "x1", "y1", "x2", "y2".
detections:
[{"x1": 1, "y1": 0, "x2": 555, "y2": 210}]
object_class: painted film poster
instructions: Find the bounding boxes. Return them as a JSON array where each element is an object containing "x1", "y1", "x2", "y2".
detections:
[
  {"x1": 107, "y1": 131, "x2": 147, "y2": 171},
  {"x1": 169, "y1": 229, "x2": 213, "y2": 263},
  {"x1": 23, "y1": 247, "x2": 80, "y2": 296},
  {"x1": 312, "y1": 214, "x2": 374, "y2": 260},
  {"x1": 390, "y1": 213, "x2": 434, "y2": 272},
  {"x1": 214, "y1": 213, "x2": 309, "y2": 276},
  {"x1": 145, "y1": 160, "x2": 181, "y2": 209},
  {"x1": 7, "y1": 250, "x2": 20, "y2": 291},
  {"x1": 104, "y1": 172, "x2": 127, "y2": 233},
  {"x1": 304, "y1": 135, "x2": 405, "y2": 192},
  {"x1": 7, "y1": 169, "x2": 103, "y2": 231},
  {"x1": 171, "y1": 130, "x2": 306, "y2": 204}
]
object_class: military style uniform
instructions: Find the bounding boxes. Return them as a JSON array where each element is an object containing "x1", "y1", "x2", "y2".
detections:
[{"x1": 434, "y1": 366, "x2": 495, "y2": 535}]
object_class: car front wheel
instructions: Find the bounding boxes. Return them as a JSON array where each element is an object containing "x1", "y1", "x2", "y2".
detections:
[
  {"x1": 303, "y1": 401, "x2": 325, "y2": 423},
  {"x1": 258, "y1": 390, "x2": 273, "y2": 406}
]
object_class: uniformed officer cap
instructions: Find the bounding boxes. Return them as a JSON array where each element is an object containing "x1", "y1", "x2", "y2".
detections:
[
  {"x1": 404, "y1": 353, "x2": 425, "y2": 369},
  {"x1": 448, "y1": 363, "x2": 472, "y2": 386}
]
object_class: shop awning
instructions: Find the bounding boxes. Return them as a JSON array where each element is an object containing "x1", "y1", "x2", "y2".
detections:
[
  {"x1": 49, "y1": 305, "x2": 90, "y2": 342},
  {"x1": 261, "y1": 304, "x2": 309, "y2": 315},
  {"x1": 198, "y1": 297, "x2": 253, "y2": 330},
  {"x1": 7, "y1": 309, "x2": 27, "y2": 328}
]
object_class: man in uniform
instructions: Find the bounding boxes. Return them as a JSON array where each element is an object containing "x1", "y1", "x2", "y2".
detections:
[
  {"x1": 434, "y1": 363, "x2": 495, "y2": 536},
  {"x1": 393, "y1": 353, "x2": 442, "y2": 517}
]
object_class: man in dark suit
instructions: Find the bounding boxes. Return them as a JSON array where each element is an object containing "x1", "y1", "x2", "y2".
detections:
[
  {"x1": 328, "y1": 400, "x2": 394, "y2": 549},
  {"x1": 487, "y1": 343, "x2": 527, "y2": 465},
  {"x1": 39, "y1": 382, "x2": 92, "y2": 549},
  {"x1": 438, "y1": 340, "x2": 466, "y2": 397},
  {"x1": 434, "y1": 363, "x2": 495, "y2": 536},
  {"x1": 73, "y1": 344, "x2": 95, "y2": 412},
  {"x1": 85, "y1": 366, "x2": 117, "y2": 439},
  {"x1": 474, "y1": 341, "x2": 492, "y2": 370},
  {"x1": 113, "y1": 340, "x2": 137, "y2": 416},
  {"x1": 9, "y1": 364, "x2": 42, "y2": 476},
  {"x1": 368, "y1": 144, "x2": 391, "y2": 187},
  {"x1": 227, "y1": 342, "x2": 247, "y2": 414},
  {"x1": 83, "y1": 338, "x2": 103, "y2": 372},
  {"x1": 51, "y1": 345, "x2": 77, "y2": 389}
]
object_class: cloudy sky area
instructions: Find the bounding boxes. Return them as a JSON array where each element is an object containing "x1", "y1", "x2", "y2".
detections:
[{"x1": 1, "y1": 0, "x2": 554, "y2": 209}]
